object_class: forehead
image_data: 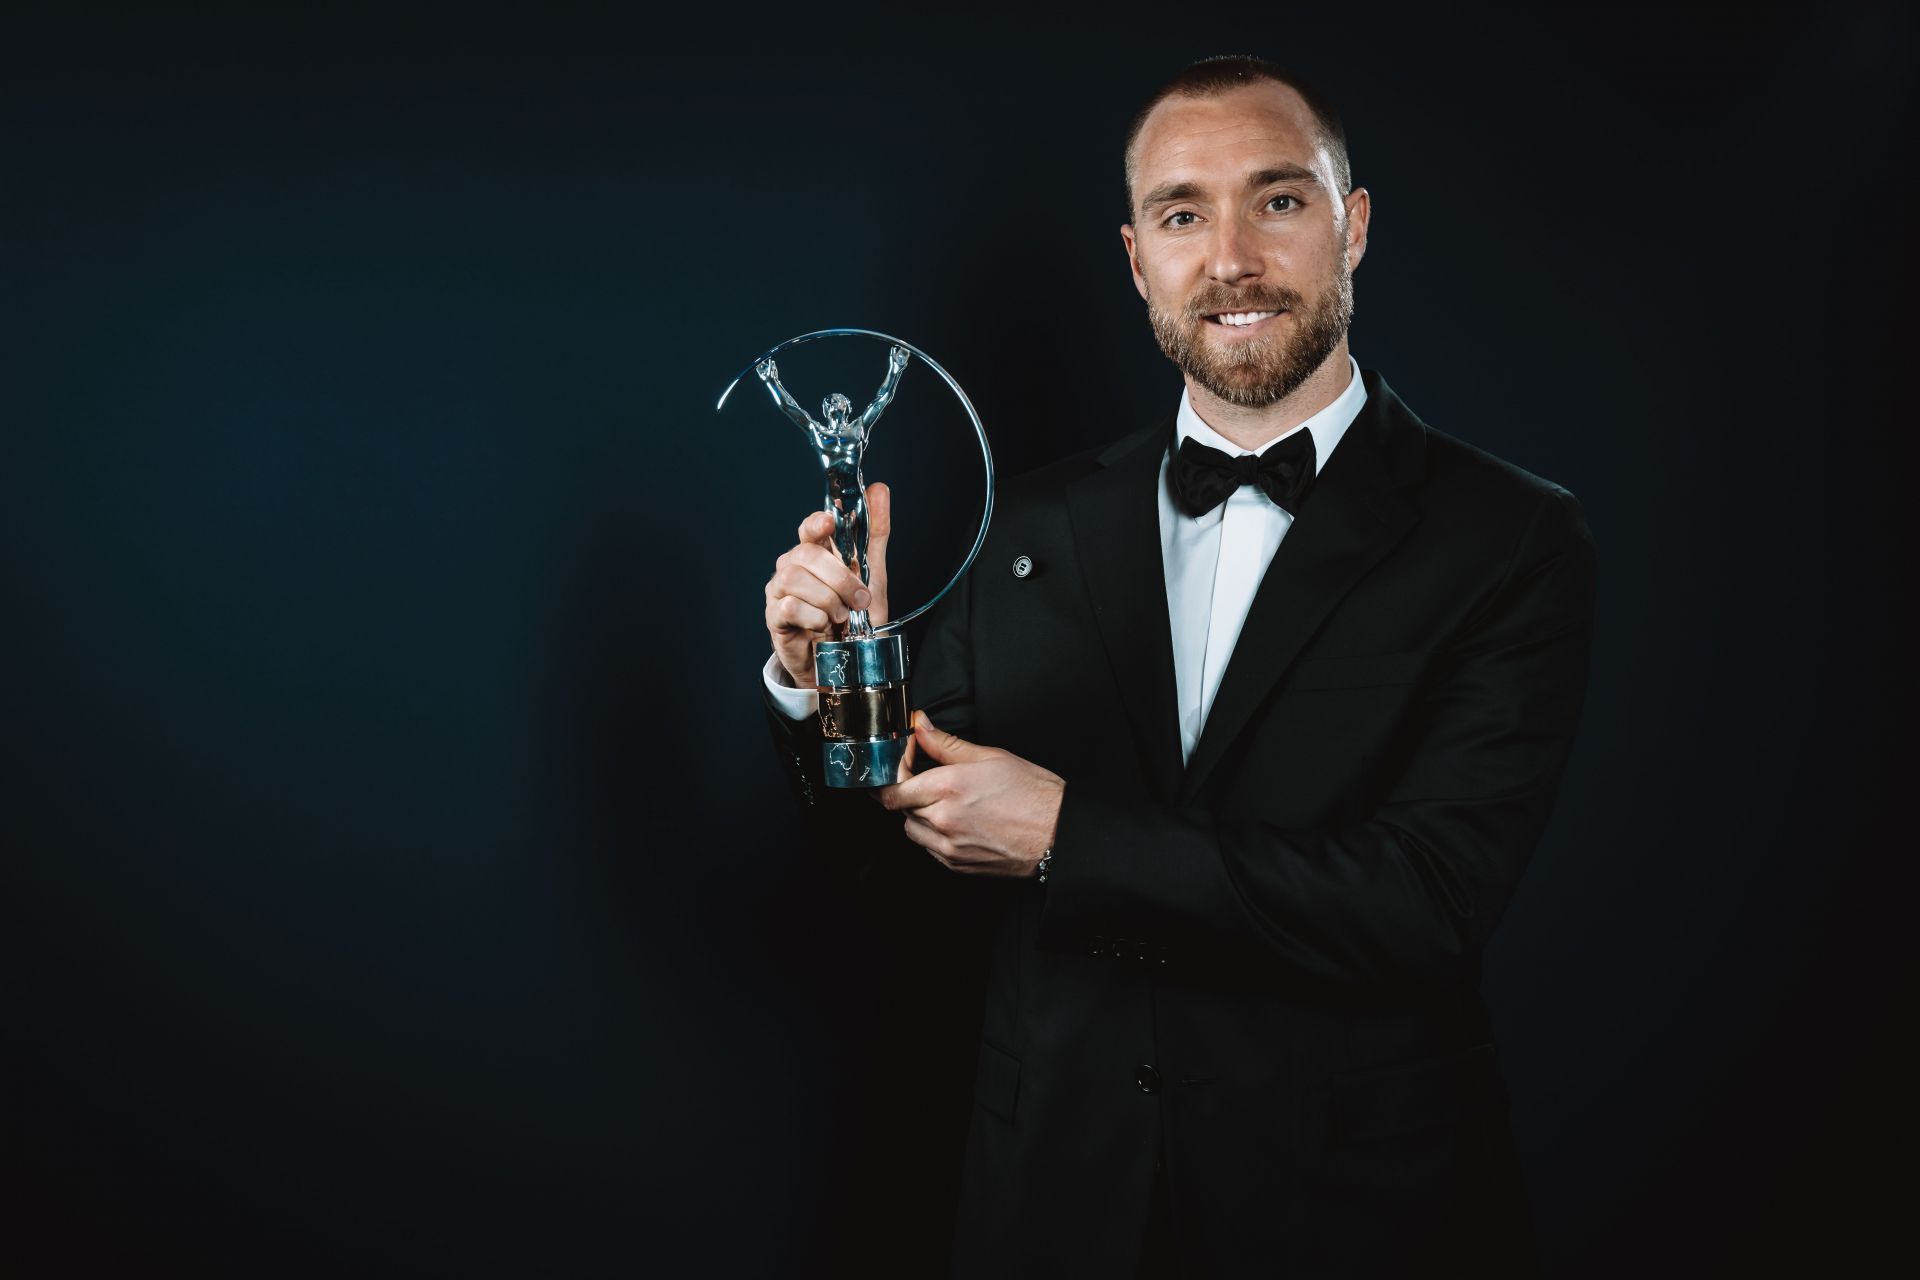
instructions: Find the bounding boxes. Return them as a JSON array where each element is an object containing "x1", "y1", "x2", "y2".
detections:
[{"x1": 1130, "y1": 82, "x2": 1326, "y2": 197}]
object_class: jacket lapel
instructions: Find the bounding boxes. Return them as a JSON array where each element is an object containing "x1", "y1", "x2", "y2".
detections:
[
  {"x1": 1065, "y1": 421, "x2": 1185, "y2": 804},
  {"x1": 1178, "y1": 370, "x2": 1427, "y2": 803}
]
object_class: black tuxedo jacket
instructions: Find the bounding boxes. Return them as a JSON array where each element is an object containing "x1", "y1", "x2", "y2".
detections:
[{"x1": 765, "y1": 369, "x2": 1595, "y2": 1277}]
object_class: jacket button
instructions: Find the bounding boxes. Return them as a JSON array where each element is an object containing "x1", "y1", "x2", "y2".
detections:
[{"x1": 1135, "y1": 1064, "x2": 1161, "y2": 1094}]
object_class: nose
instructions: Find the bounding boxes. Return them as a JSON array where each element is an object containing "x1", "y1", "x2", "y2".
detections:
[{"x1": 1205, "y1": 215, "x2": 1262, "y2": 286}]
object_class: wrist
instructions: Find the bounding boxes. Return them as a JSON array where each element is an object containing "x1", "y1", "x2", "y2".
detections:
[
  {"x1": 775, "y1": 655, "x2": 817, "y2": 691},
  {"x1": 1035, "y1": 777, "x2": 1064, "y2": 882}
]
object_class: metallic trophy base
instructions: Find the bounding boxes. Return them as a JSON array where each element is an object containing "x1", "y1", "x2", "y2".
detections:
[
  {"x1": 816, "y1": 632, "x2": 911, "y2": 789},
  {"x1": 822, "y1": 735, "x2": 911, "y2": 789}
]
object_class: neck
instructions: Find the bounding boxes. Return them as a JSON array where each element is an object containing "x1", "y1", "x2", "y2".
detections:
[{"x1": 1185, "y1": 341, "x2": 1353, "y2": 451}]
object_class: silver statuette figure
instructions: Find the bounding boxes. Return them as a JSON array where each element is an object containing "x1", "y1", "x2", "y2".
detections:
[
  {"x1": 717, "y1": 329, "x2": 995, "y2": 788},
  {"x1": 754, "y1": 342, "x2": 908, "y2": 639}
]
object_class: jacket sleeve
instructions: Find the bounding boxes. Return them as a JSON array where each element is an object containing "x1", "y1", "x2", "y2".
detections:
[{"x1": 1035, "y1": 486, "x2": 1597, "y2": 992}]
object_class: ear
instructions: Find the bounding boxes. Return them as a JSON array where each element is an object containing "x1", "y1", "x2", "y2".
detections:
[
  {"x1": 1343, "y1": 187, "x2": 1371, "y2": 272},
  {"x1": 1120, "y1": 223, "x2": 1148, "y2": 302}
]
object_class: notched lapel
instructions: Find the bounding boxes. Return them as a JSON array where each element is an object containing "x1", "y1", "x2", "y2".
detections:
[
  {"x1": 1179, "y1": 371, "x2": 1427, "y2": 803},
  {"x1": 1066, "y1": 424, "x2": 1185, "y2": 804}
]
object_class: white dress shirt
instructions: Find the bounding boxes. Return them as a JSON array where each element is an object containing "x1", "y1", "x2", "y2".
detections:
[
  {"x1": 1160, "y1": 355, "x2": 1366, "y2": 762},
  {"x1": 764, "y1": 355, "x2": 1369, "y2": 766}
]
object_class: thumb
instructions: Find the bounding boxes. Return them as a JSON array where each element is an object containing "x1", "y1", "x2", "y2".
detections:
[
  {"x1": 912, "y1": 711, "x2": 993, "y2": 765},
  {"x1": 865, "y1": 481, "x2": 891, "y2": 626}
]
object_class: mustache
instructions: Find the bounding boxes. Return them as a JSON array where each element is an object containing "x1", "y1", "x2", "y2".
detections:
[{"x1": 1183, "y1": 285, "x2": 1303, "y2": 319}]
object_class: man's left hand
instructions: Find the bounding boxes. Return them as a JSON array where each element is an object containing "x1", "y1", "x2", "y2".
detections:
[{"x1": 876, "y1": 713, "x2": 1064, "y2": 877}]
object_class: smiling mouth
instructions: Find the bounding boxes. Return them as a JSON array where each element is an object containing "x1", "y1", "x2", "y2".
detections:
[{"x1": 1205, "y1": 309, "x2": 1287, "y2": 328}]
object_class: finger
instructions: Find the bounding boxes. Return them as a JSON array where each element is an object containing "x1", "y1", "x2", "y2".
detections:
[
  {"x1": 911, "y1": 712, "x2": 995, "y2": 766},
  {"x1": 880, "y1": 772, "x2": 941, "y2": 812},
  {"x1": 904, "y1": 814, "x2": 952, "y2": 864},
  {"x1": 769, "y1": 565, "x2": 855, "y2": 625},
  {"x1": 780, "y1": 544, "x2": 872, "y2": 613},
  {"x1": 768, "y1": 595, "x2": 834, "y2": 637},
  {"x1": 876, "y1": 777, "x2": 925, "y2": 811},
  {"x1": 797, "y1": 509, "x2": 838, "y2": 548},
  {"x1": 865, "y1": 482, "x2": 891, "y2": 626}
]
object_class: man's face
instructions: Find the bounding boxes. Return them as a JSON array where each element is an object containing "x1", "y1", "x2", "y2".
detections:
[{"x1": 1122, "y1": 82, "x2": 1369, "y2": 408}]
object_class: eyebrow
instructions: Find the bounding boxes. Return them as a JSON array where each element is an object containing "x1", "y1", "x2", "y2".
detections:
[
  {"x1": 1137, "y1": 163, "x2": 1324, "y2": 214},
  {"x1": 1248, "y1": 164, "x2": 1323, "y2": 191}
]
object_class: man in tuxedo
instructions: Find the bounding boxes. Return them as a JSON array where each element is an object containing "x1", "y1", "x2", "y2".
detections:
[{"x1": 759, "y1": 56, "x2": 1593, "y2": 1278}]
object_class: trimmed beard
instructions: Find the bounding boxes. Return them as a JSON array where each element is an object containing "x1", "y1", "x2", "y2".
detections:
[{"x1": 1145, "y1": 249, "x2": 1354, "y2": 408}]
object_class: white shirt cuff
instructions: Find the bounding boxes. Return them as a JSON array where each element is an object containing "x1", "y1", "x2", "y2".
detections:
[{"x1": 763, "y1": 652, "x2": 820, "y2": 721}]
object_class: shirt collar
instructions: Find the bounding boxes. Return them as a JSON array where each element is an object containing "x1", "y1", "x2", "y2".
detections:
[{"x1": 1173, "y1": 353, "x2": 1367, "y2": 478}]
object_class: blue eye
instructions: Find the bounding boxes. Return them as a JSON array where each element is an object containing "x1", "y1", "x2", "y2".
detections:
[{"x1": 1165, "y1": 211, "x2": 1198, "y2": 228}]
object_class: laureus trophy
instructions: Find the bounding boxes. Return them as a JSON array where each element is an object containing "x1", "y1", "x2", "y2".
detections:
[{"x1": 717, "y1": 329, "x2": 994, "y2": 788}]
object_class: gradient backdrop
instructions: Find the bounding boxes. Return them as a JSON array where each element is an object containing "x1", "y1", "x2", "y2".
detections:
[{"x1": 3, "y1": 4, "x2": 1911, "y2": 1275}]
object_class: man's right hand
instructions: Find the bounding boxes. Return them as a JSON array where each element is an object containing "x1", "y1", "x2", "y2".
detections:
[{"x1": 764, "y1": 482, "x2": 891, "y2": 690}]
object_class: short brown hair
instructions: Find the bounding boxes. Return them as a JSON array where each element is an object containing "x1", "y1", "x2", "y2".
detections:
[{"x1": 1124, "y1": 56, "x2": 1352, "y2": 217}]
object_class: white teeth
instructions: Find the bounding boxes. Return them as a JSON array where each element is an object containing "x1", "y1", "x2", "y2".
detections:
[{"x1": 1216, "y1": 311, "x2": 1278, "y2": 326}]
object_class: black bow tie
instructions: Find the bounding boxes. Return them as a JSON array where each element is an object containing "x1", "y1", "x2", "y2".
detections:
[{"x1": 1168, "y1": 426, "x2": 1317, "y2": 519}]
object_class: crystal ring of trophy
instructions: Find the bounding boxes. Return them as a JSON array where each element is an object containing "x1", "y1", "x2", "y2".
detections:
[{"x1": 717, "y1": 329, "x2": 994, "y2": 789}]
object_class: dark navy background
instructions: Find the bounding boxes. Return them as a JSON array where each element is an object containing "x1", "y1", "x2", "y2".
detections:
[{"x1": 3, "y1": 4, "x2": 1910, "y2": 1274}]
